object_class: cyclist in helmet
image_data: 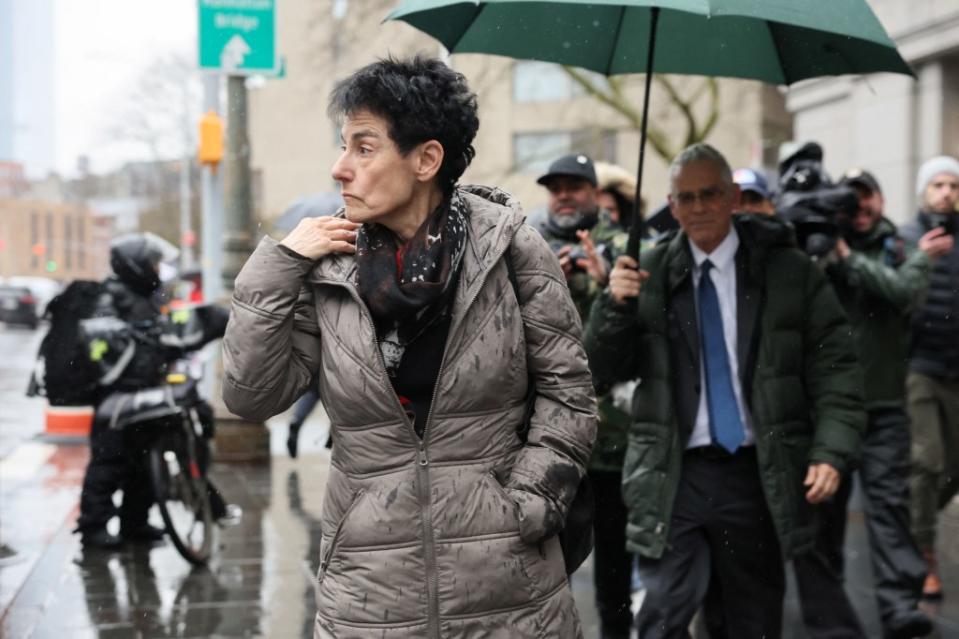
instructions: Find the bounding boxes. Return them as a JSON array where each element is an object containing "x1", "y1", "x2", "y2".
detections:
[{"x1": 76, "y1": 233, "x2": 235, "y2": 548}]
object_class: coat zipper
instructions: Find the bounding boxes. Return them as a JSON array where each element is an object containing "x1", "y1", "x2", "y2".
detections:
[
  {"x1": 319, "y1": 229, "x2": 517, "y2": 638},
  {"x1": 411, "y1": 230, "x2": 519, "y2": 638},
  {"x1": 329, "y1": 280, "x2": 443, "y2": 637}
]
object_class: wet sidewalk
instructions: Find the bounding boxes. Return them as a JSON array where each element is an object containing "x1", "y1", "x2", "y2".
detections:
[{"x1": 2, "y1": 430, "x2": 958, "y2": 638}]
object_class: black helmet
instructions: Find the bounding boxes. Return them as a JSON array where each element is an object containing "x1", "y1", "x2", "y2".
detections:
[{"x1": 109, "y1": 233, "x2": 179, "y2": 295}]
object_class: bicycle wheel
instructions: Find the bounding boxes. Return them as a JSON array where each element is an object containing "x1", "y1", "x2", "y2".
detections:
[{"x1": 149, "y1": 432, "x2": 214, "y2": 565}]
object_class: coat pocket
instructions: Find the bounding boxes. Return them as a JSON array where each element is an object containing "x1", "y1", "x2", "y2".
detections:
[
  {"x1": 485, "y1": 470, "x2": 558, "y2": 597},
  {"x1": 318, "y1": 488, "x2": 365, "y2": 583},
  {"x1": 486, "y1": 469, "x2": 522, "y2": 521}
]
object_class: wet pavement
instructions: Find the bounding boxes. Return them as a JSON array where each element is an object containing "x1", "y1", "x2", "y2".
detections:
[
  {"x1": 2, "y1": 430, "x2": 958, "y2": 638},
  {"x1": 0, "y1": 326, "x2": 45, "y2": 460}
]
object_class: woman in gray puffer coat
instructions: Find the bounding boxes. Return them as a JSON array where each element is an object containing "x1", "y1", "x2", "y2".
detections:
[{"x1": 222, "y1": 56, "x2": 597, "y2": 638}]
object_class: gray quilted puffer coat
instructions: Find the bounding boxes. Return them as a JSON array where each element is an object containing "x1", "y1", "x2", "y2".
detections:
[{"x1": 222, "y1": 185, "x2": 597, "y2": 638}]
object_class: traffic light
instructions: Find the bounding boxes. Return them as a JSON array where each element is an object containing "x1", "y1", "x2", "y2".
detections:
[{"x1": 198, "y1": 111, "x2": 224, "y2": 167}]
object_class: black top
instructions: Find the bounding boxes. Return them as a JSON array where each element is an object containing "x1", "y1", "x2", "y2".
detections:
[{"x1": 390, "y1": 313, "x2": 451, "y2": 438}]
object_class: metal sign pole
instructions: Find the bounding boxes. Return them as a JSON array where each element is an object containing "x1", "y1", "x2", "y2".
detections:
[
  {"x1": 201, "y1": 74, "x2": 223, "y2": 303},
  {"x1": 200, "y1": 73, "x2": 223, "y2": 408}
]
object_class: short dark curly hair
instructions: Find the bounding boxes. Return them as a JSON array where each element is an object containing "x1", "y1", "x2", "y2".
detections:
[{"x1": 328, "y1": 55, "x2": 479, "y2": 196}]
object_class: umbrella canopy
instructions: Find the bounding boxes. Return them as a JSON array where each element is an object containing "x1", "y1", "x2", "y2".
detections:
[
  {"x1": 387, "y1": 0, "x2": 913, "y2": 83},
  {"x1": 387, "y1": 0, "x2": 913, "y2": 257}
]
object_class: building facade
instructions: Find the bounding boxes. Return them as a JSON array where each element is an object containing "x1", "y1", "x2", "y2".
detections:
[
  {"x1": 786, "y1": 0, "x2": 959, "y2": 225},
  {"x1": 247, "y1": 0, "x2": 792, "y2": 226},
  {"x1": 0, "y1": 199, "x2": 108, "y2": 282}
]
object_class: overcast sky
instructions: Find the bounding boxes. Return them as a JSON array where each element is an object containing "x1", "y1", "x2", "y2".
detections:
[{"x1": 55, "y1": 0, "x2": 196, "y2": 176}]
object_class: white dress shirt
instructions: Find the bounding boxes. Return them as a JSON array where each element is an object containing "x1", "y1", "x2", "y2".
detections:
[{"x1": 686, "y1": 227, "x2": 755, "y2": 449}]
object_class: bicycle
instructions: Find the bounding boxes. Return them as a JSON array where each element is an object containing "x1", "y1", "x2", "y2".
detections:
[
  {"x1": 97, "y1": 371, "x2": 229, "y2": 565},
  {"x1": 147, "y1": 373, "x2": 216, "y2": 565}
]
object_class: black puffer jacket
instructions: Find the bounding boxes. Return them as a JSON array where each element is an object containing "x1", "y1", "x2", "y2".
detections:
[
  {"x1": 92, "y1": 278, "x2": 173, "y2": 393},
  {"x1": 901, "y1": 212, "x2": 959, "y2": 380}
]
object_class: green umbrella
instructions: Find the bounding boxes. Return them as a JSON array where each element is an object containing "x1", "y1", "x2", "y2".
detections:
[{"x1": 386, "y1": 0, "x2": 913, "y2": 256}]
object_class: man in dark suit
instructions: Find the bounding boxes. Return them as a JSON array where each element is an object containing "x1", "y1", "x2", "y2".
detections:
[{"x1": 584, "y1": 143, "x2": 865, "y2": 638}]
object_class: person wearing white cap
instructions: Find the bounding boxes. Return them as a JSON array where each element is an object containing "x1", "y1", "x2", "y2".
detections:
[
  {"x1": 732, "y1": 168, "x2": 775, "y2": 216},
  {"x1": 900, "y1": 154, "x2": 959, "y2": 601}
]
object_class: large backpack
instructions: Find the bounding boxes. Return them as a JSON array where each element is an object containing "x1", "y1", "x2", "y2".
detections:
[{"x1": 31, "y1": 280, "x2": 113, "y2": 406}]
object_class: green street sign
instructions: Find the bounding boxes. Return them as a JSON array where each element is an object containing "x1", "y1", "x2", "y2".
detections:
[{"x1": 198, "y1": 0, "x2": 277, "y2": 75}]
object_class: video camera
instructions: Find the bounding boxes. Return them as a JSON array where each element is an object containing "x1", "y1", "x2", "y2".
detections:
[{"x1": 774, "y1": 142, "x2": 859, "y2": 259}]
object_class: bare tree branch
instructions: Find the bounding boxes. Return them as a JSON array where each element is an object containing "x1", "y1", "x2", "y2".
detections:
[
  {"x1": 563, "y1": 67, "x2": 676, "y2": 161},
  {"x1": 654, "y1": 76, "x2": 697, "y2": 149},
  {"x1": 560, "y1": 67, "x2": 722, "y2": 163},
  {"x1": 694, "y1": 78, "x2": 720, "y2": 142},
  {"x1": 564, "y1": 66, "x2": 639, "y2": 124}
]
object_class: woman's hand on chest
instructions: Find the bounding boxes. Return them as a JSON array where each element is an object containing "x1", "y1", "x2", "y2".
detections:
[{"x1": 281, "y1": 217, "x2": 361, "y2": 260}]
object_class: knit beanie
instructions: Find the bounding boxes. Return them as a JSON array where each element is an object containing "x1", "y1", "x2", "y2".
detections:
[{"x1": 916, "y1": 155, "x2": 959, "y2": 196}]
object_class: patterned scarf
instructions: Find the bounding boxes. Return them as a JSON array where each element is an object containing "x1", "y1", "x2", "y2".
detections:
[{"x1": 355, "y1": 192, "x2": 469, "y2": 377}]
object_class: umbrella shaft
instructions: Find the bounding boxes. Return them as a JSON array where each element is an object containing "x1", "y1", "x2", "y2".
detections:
[{"x1": 627, "y1": 6, "x2": 660, "y2": 261}]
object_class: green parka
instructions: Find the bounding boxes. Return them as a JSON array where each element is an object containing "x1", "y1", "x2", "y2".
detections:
[
  {"x1": 826, "y1": 218, "x2": 930, "y2": 410},
  {"x1": 584, "y1": 215, "x2": 865, "y2": 559}
]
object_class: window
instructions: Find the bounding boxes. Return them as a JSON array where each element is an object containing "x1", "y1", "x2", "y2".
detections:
[
  {"x1": 513, "y1": 129, "x2": 618, "y2": 174},
  {"x1": 78, "y1": 215, "x2": 86, "y2": 270},
  {"x1": 64, "y1": 216, "x2": 73, "y2": 269},
  {"x1": 512, "y1": 61, "x2": 606, "y2": 103},
  {"x1": 46, "y1": 211, "x2": 53, "y2": 270},
  {"x1": 514, "y1": 132, "x2": 574, "y2": 174}
]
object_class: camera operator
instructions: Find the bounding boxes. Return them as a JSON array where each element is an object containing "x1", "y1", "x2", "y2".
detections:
[
  {"x1": 769, "y1": 143, "x2": 943, "y2": 637},
  {"x1": 533, "y1": 154, "x2": 635, "y2": 639},
  {"x1": 798, "y1": 168, "x2": 944, "y2": 639},
  {"x1": 899, "y1": 155, "x2": 959, "y2": 600}
]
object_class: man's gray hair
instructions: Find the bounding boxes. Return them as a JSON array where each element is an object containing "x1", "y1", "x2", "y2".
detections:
[{"x1": 668, "y1": 143, "x2": 734, "y2": 189}]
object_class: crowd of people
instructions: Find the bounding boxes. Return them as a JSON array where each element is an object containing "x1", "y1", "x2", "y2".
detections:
[{"x1": 216, "y1": 55, "x2": 958, "y2": 639}]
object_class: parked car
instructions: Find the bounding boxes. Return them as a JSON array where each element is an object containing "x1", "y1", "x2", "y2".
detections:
[
  {"x1": 0, "y1": 285, "x2": 39, "y2": 329},
  {"x1": 2, "y1": 276, "x2": 62, "y2": 315}
]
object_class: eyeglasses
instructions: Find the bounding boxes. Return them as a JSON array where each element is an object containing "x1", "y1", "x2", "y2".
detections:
[{"x1": 671, "y1": 186, "x2": 725, "y2": 208}]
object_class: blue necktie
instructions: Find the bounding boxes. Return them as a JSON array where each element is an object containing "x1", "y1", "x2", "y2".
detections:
[{"x1": 698, "y1": 260, "x2": 745, "y2": 453}]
